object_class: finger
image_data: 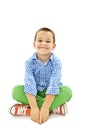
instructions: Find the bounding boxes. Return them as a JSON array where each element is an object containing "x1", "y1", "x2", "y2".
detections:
[
  {"x1": 31, "y1": 116, "x2": 37, "y2": 122},
  {"x1": 36, "y1": 115, "x2": 40, "y2": 123},
  {"x1": 42, "y1": 117, "x2": 47, "y2": 123},
  {"x1": 39, "y1": 115, "x2": 42, "y2": 124}
]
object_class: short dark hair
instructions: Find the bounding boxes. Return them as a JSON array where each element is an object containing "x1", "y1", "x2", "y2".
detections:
[{"x1": 34, "y1": 27, "x2": 55, "y2": 43}]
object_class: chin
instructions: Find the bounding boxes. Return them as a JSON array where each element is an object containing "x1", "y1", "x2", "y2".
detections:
[{"x1": 38, "y1": 52, "x2": 51, "y2": 55}]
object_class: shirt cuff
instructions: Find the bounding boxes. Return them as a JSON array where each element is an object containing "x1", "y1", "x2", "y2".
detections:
[
  {"x1": 46, "y1": 86, "x2": 60, "y2": 95},
  {"x1": 24, "y1": 85, "x2": 37, "y2": 96}
]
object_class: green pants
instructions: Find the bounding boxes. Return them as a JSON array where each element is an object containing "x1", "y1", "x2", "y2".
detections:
[{"x1": 12, "y1": 85, "x2": 72, "y2": 111}]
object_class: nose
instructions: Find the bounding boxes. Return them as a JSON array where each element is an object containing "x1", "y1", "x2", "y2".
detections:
[{"x1": 41, "y1": 41, "x2": 47, "y2": 45}]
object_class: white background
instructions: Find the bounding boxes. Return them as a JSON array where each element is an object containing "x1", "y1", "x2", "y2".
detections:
[{"x1": 0, "y1": 0, "x2": 87, "y2": 129}]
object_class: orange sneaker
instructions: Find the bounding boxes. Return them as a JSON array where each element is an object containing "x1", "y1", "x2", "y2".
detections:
[
  {"x1": 52, "y1": 103, "x2": 68, "y2": 115},
  {"x1": 10, "y1": 104, "x2": 31, "y2": 116}
]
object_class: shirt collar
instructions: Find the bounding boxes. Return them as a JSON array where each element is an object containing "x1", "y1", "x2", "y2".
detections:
[
  {"x1": 31, "y1": 52, "x2": 38, "y2": 60},
  {"x1": 31, "y1": 52, "x2": 54, "y2": 61}
]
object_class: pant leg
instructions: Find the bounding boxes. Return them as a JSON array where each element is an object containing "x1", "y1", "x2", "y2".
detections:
[
  {"x1": 12, "y1": 85, "x2": 45, "y2": 107},
  {"x1": 12, "y1": 85, "x2": 46, "y2": 108},
  {"x1": 12, "y1": 85, "x2": 72, "y2": 111},
  {"x1": 12, "y1": 85, "x2": 29, "y2": 104},
  {"x1": 49, "y1": 86, "x2": 72, "y2": 111},
  {"x1": 36, "y1": 86, "x2": 72, "y2": 110}
]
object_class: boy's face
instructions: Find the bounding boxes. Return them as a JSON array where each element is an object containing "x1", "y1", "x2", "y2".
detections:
[{"x1": 33, "y1": 31, "x2": 56, "y2": 55}]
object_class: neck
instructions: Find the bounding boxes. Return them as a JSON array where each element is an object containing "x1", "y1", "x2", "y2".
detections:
[{"x1": 36, "y1": 53, "x2": 51, "y2": 63}]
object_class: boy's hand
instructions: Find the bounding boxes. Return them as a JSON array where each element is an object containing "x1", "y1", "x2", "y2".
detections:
[
  {"x1": 31, "y1": 106, "x2": 40, "y2": 123},
  {"x1": 26, "y1": 94, "x2": 40, "y2": 123},
  {"x1": 39, "y1": 107, "x2": 49, "y2": 124},
  {"x1": 39, "y1": 94, "x2": 55, "y2": 124}
]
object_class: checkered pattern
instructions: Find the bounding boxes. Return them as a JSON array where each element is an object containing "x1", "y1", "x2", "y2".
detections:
[{"x1": 24, "y1": 52, "x2": 62, "y2": 96}]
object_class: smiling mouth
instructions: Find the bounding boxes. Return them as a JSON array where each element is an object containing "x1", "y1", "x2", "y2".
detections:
[{"x1": 39, "y1": 47, "x2": 48, "y2": 49}]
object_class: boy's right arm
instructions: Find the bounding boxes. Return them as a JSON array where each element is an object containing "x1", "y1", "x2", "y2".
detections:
[{"x1": 26, "y1": 94, "x2": 40, "y2": 123}]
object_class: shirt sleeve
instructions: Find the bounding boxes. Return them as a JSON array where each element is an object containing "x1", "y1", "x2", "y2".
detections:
[
  {"x1": 24, "y1": 60, "x2": 37, "y2": 96},
  {"x1": 46, "y1": 60, "x2": 62, "y2": 95}
]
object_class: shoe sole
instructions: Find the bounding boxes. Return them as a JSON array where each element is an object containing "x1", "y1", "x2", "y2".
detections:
[{"x1": 63, "y1": 103, "x2": 68, "y2": 115}]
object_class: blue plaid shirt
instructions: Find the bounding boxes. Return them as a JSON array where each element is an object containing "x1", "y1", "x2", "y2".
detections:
[{"x1": 24, "y1": 52, "x2": 63, "y2": 96}]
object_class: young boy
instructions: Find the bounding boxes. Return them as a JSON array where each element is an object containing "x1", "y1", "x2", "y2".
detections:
[{"x1": 10, "y1": 27, "x2": 72, "y2": 124}]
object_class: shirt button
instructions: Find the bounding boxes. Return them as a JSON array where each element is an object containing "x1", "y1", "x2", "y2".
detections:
[{"x1": 41, "y1": 82, "x2": 44, "y2": 85}]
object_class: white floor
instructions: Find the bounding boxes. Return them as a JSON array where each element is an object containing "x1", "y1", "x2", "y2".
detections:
[{"x1": 0, "y1": 0, "x2": 87, "y2": 129}]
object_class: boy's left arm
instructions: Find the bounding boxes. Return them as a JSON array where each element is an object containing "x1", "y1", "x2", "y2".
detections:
[{"x1": 40, "y1": 94, "x2": 55, "y2": 124}]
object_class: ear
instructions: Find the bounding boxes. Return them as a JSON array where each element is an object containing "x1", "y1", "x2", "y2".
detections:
[
  {"x1": 52, "y1": 43, "x2": 56, "y2": 50},
  {"x1": 33, "y1": 42, "x2": 36, "y2": 48}
]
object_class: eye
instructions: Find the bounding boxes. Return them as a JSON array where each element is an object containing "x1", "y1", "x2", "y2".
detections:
[
  {"x1": 38, "y1": 39, "x2": 43, "y2": 42},
  {"x1": 46, "y1": 40, "x2": 51, "y2": 43}
]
